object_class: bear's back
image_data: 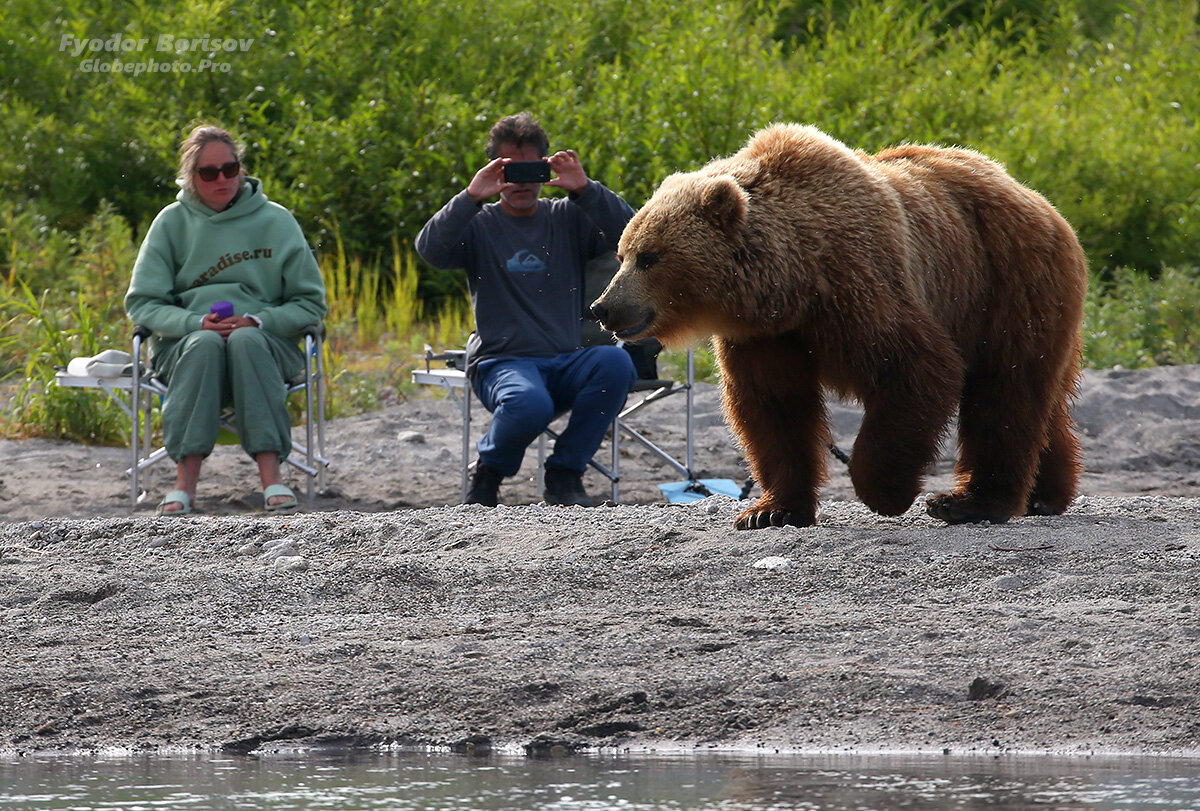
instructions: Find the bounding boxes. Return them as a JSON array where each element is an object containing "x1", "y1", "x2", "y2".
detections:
[
  {"x1": 873, "y1": 144, "x2": 1083, "y2": 286},
  {"x1": 872, "y1": 144, "x2": 1037, "y2": 219},
  {"x1": 730, "y1": 124, "x2": 878, "y2": 194}
]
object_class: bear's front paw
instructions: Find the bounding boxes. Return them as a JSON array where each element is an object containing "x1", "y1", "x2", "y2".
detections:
[
  {"x1": 925, "y1": 493, "x2": 1012, "y2": 525},
  {"x1": 734, "y1": 505, "x2": 816, "y2": 530}
]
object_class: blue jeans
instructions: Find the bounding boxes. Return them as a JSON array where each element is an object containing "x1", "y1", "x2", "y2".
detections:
[{"x1": 472, "y1": 346, "x2": 636, "y2": 476}]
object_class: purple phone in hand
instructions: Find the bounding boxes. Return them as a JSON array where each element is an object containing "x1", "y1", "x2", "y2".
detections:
[{"x1": 211, "y1": 301, "x2": 234, "y2": 320}]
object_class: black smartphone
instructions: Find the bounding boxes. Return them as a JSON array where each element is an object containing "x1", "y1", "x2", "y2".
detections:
[{"x1": 503, "y1": 160, "x2": 551, "y2": 184}]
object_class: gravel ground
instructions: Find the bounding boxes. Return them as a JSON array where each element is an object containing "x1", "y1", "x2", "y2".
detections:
[{"x1": 1, "y1": 367, "x2": 1199, "y2": 756}]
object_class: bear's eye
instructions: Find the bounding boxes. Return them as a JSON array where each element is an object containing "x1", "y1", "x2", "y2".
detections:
[{"x1": 635, "y1": 251, "x2": 661, "y2": 271}]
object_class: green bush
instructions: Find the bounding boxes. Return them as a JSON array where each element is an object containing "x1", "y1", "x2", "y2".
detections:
[
  {"x1": 2, "y1": 0, "x2": 1200, "y2": 442},
  {"x1": 4, "y1": 0, "x2": 1197, "y2": 286},
  {"x1": 1084, "y1": 266, "x2": 1200, "y2": 368},
  {"x1": 0, "y1": 280, "x2": 130, "y2": 443}
]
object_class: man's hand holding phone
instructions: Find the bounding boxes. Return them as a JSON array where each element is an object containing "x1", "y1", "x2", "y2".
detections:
[
  {"x1": 465, "y1": 149, "x2": 589, "y2": 205},
  {"x1": 545, "y1": 150, "x2": 588, "y2": 195},
  {"x1": 466, "y1": 157, "x2": 510, "y2": 204},
  {"x1": 467, "y1": 157, "x2": 551, "y2": 201}
]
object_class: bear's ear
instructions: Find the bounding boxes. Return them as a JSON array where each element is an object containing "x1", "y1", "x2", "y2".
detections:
[{"x1": 699, "y1": 176, "x2": 747, "y2": 237}]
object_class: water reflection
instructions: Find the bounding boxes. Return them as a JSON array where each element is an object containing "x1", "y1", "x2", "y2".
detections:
[{"x1": 1, "y1": 750, "x2": 1199, "y2": 810}]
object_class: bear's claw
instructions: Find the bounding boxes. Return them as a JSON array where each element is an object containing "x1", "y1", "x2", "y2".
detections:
[
  {"x1": 925, "y1": 493, "x2": 1012, "y2": 525},
  {"x1": 735, "y1": 507, "x2": 816, "y2": 530}
]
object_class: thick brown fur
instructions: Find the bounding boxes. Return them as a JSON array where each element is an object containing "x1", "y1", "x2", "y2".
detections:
[{"x1": 592, "y1": 124, "x2": 1087, "y2": 528}]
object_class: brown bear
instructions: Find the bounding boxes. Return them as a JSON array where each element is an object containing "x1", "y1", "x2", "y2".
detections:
[{"x1": 591, "y1": 123, "x2": 1087, "y2": 529}]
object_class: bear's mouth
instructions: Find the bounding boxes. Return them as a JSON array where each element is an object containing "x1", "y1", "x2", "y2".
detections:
[
  {"x1": 591, "y1": 299, "x2": 657, "y2": 340},
  {"x1": 612, "y1": 314, "x2": 655, "y2": 340}
]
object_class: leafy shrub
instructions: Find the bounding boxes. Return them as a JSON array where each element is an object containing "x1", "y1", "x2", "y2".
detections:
[
  {"x1": 2, "y1": 0, "x2": 1200, "y2": 442},
  {"x1": 1084, "y1": 266, "x2": 1200, "y2": 368},
  {"x1": 4, "y1": 0, "x2": 1197, "y2": 289},
  {"x1": 0, "y1": 281, "x2": 129, "y2": 443}
]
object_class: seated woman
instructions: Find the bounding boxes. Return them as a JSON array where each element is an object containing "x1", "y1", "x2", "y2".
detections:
[{"x1": 125, "y1": 124, "x2": 327, "y2": 515}]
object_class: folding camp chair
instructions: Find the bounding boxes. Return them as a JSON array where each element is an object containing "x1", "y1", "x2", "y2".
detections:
[
  {"x1": 55, "y1": 324, "x2": 328, "y2": 508},
  {"x1": 412, "y1": 341, "x2": 696, "y2": 504}
]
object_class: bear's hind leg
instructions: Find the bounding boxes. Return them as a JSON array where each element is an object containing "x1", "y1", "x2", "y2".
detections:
[
  {"x1": 849, "y1": 330, "x2": 962, "y2": 517},
  {"x1": 1026, "y1": 392, "x2": 1081, "y2": 515},
  {"x1": 715, "y1": 336, "x2": 828, "y2": 530},
  {"x1": 926, "y1": 365, "x2": 1054, "y2": 524}
]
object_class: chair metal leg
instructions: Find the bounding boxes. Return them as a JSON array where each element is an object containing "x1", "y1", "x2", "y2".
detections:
[
  {"x1": 686, "y1": 346, "x2": 695, "y2": 473},
  {"x1": 606, "y1": 346, "x2": 700, "y2": 489},
  {"x1": 304, "y1": 332, "x2": 316, "y2": 502},
  {"x1": 316, "y1": 334, "x2": 327, "y2": 493},
  {"x1": 463, "y1": 381, "x2": 471, "y2": 502},
  {"x1": 611, "y1": 416, "x2": 620, "y2": 503},
  {"x1": 431, "y1": 375, "x2": 471, "y2": 503},
  {"x1": 131, "y1": 332, "x2": 142, "y2": 510},
  {"x1": 537, "y1": 434, "x2": 547, "y2": 494}
]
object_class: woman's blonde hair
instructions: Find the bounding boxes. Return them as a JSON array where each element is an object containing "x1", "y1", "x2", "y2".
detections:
[{"x1": 176, "y1": 125, "x2": 245, "y2": 194}]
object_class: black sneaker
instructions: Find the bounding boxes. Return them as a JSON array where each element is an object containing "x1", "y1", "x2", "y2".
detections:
[
  {"x1": 543, "y1": 467, "x2": 595, "y2": 507},
  {"x1": 465, "y1": 463, "x2": 503, "y2": 507}
]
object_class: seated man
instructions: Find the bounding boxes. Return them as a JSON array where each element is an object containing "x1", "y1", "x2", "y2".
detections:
[{"x1": 416, "y1": 112, "x2": 636, "y2": 507}]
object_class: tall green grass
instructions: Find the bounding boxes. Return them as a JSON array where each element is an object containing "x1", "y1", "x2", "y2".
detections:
[
  {"x1": 0, "y1": 200, "x2": 1196, "y2": 443},
  {"x1": 1085, "y1": 267, "x2": 1200, "y2": 369},
  {"x1": 0, "y1": 202, "x2": 472, "y2": 442}
]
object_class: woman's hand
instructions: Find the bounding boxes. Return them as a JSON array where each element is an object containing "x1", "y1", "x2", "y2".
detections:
[{"x1": 201, "y1": 312, "x2": 257, "y2": 338}]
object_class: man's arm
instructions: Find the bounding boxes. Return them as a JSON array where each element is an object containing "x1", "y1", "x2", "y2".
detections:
[
  {"x1": 415, "y1": 157, "x2": 512, "y2": 269},
  {"x1": 573, "y1": 180, "x2": 635, "y2": 254},
  {"x1": 547, "y1": 149, "x2": 634, "y2": 254},
  {"x1": 414, "y1": 191, "x2": 480, "y2": 270}
]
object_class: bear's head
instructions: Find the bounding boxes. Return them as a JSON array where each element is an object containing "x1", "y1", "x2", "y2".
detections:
[{"x1": 591, "y1": 172, "x2": 749, "y2": 346}]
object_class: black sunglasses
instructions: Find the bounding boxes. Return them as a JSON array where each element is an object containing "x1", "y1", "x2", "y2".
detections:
[{"x1": 195, "y1": 161, "x2": 240, "y2": 181}]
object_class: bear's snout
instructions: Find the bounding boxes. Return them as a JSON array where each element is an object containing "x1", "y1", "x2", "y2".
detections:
[
  {"x1": 590, "y1": 297, "x2": 656, "y2": 340},
  {"x1": 589, "y1": 300, "x2": 610, "y2": 325}
]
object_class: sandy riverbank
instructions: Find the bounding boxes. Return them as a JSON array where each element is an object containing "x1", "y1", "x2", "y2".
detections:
[{"x1": 1, "y1": 366, "x2": 1198, "y2": 756}]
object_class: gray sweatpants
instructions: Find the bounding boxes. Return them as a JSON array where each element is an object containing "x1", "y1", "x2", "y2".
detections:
[{"x1": 153, "y1": 328, "x2": 304, "y2": 462}]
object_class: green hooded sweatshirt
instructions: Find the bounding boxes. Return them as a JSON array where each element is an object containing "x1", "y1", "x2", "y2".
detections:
[{"x1": 125, "y1": 177, "x2": 327, "y2": 355}]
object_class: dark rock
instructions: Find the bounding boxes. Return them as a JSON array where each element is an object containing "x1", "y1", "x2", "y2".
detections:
[
  {"x1": 523, "y1": 732, "x2": 586, "y2": 758},
  {"x1": 221, "y1": 724, "x2": 320, "y2": 755},
  {"x1": 450, "y1": 733, "x2": 492, "y2": 756},
  {"x1": 967, "y1": 677, "x2": 1006, "y2": 700}
]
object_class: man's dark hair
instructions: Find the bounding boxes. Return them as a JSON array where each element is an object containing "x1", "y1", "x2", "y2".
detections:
[{"x1": 486, "y1": 112, "x2": 550, "y2": 159}]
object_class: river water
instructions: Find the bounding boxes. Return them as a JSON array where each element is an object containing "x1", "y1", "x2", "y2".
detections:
[{"x1": 2, "y1": 749, "x2": 1200, "y2": 809}]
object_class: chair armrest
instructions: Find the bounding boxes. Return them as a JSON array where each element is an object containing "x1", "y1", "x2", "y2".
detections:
[{"x1": 133, "y1": 324, "x2": 323, "y2": 340}]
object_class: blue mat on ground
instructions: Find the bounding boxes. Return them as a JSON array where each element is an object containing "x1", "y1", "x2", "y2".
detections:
[{"x1": 657, "y1": 478, "x2": 743, "y2": 504}]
